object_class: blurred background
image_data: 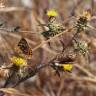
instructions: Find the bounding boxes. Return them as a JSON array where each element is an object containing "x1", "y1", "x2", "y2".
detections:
[{"x1": 0, "y1": 0, "x2": 96, "y2": 96}]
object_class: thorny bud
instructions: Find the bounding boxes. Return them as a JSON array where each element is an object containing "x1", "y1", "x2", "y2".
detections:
[
  {"x1": 73, "y1": 40, "x2": 88, "y2": 55},
  {"x1": 41, "y1": 17, "x2": 65, "y2": 38},
  {"x1": 76, "y1": 11, "x2": 91, "y2": 32}
]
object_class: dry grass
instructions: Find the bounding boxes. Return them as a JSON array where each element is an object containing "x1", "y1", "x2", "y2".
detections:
[{"x1": 0, "y1": 0, "x2": 96, "y2": 96}]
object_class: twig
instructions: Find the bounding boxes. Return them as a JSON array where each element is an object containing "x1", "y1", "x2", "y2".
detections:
[
  {"x1": 74, "y1": 64, "x2": 95, "y2": 78},
  {"x1": 13, "y1": 63, "x2": 51, "y2": 87},
  {"x1": 0, "y1": 88, "x2": 30, "y2": 96},
  {"x1": 0, "y1": 30, "x2": 36, "y2": 45},
  {"x1": 0, "y1": 7, "x2": 27, "y2": 12},
  {"x1": 32, "y1": 27, "x2": 74, "y2": 52},
  {"x1": 71, "y1": 74, "x2": 96, "y2": 83},
  {"x1": 0, "y1": 28, "x2": 37, "y2": 34}
]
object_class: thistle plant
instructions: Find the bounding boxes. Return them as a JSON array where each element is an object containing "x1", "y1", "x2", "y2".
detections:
[
  {"x1": 3, "y1": 56, "x2": 28, "y2": 87},
  {"x1": 41, "y1": 9, "x2": 65, "y2": 38},
  {"x1": 73, "y1": 39, "x2": 89, "y2": 55},
  {"x1": 0, "y1": 9, "x2": 96, "y2": 88},
  {"x1": 75, "y1": 11, "x2": 91, "y2": 33}
]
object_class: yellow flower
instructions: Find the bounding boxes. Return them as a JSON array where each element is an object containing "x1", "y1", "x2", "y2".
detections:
[
  {"x1": 47, "y1": 9, "x2": 58, "y2": 17},
  {"x1": 55, "y1": 63, "x2": 73, "y2": 71},
  {"x1": 10, "y1": 56, "x2": 27, "y2": 67},
  {"x1": 82, "y1": 11, "x2": 91, "y2": 20},
  {"x1": 59, "y1": 64, "x2": 73, "y2": 71}
]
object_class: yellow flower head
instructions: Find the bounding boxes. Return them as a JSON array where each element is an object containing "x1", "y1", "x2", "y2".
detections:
[
  {"x1": 47, "y1": 9, "x2": 58, "y2": 17},
  {"x1": 10, "y1": 56, "x2": 27, "y2": 67},
  {"x1": 60, "y1": 64, "x2": 73, "y2": 71},
  {"x1": 55, "y1": 63, "x2": 73, "y2": 71},
  {"x1": 82, "y1": 11, "x2": 91, "y2": 20}
]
